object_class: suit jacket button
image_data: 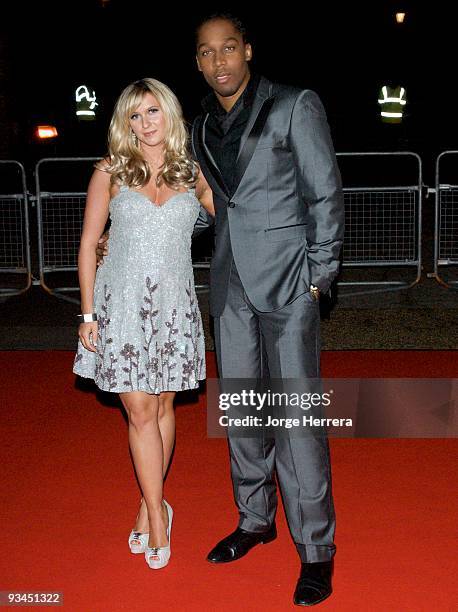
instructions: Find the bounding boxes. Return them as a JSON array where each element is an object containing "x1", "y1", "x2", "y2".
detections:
[{"x1": 227, "y1": 201, "x2": 235, "y2": 208}]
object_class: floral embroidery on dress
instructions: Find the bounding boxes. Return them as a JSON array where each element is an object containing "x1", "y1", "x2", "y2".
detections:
[
  {"x1": 97, "y1": 285, "x2": 118, "y2": 390},
  {"x1": 140, "y1": 277, "x2": 161, "y2": 391},
  {"x1": 120, "y1": 343, "x2": 144, "y2": 390},
  {"x1": 181, "y1": 280, "x2": 204, "y2": 390},
  {"x1": 74, "y1": 277, "x2": 204, "y2": 393},
  {"x1": 163, "y1": 308, "x2": 179, "y2": 386}
]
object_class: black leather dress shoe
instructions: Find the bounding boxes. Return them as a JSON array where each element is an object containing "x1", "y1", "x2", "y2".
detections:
[
  {"x1": 207, "y1": 525, "x2": 277, "y2": 563},
  {"x1": 293, "y1": 560, "x2": 333, "y2": 606}
]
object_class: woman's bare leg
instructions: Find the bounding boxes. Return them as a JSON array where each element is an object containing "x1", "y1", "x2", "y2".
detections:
[
  {"x1": 158, "y1": 391, "x2": 176, "y2": 474},
  {"x1": 120, "y1": 391, "x2": 169, "y2": 548},
  {"x1": 131, "y1": 391, "x2": 176, "y2": 533}
]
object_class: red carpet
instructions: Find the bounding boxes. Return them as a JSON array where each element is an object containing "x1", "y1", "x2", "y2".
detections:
[{"x1": 1, "y1": 351, "x2": 457, "y2": 611}]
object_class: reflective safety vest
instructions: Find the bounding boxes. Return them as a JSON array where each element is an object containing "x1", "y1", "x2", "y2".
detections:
[{"x1": 378, "y1": 85, "x2": 406, "y2": 124}]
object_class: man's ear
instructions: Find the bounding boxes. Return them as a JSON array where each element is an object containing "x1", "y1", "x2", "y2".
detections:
[
  {"x1": 196, "y1": 55, "x2": 202, "y2": 72},
  {"x1": 245, "y1": 44, "x2": 252, "y2": 62}
]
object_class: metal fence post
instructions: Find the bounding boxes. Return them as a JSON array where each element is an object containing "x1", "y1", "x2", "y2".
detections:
[
  {"x1": 434, "y1": 151, "x2": 458, "y2": 288},
  {"x1": 0, "y1": 160, "x2": 31, "y2": 297}
]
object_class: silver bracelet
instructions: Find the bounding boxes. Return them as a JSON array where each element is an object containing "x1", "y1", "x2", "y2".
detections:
[{"x1": 77, "y1": 313, "x2": 98, "y2": 323}]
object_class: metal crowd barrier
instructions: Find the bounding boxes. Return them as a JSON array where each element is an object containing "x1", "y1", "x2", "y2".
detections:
[
  {"x1": 0, "y1": 160, "x2": 32, "y2": 297},
  {"x1": 36, "y1": 157, "x2": 99, "y2": 304},
  {"x1": 2, "y1": 152, "x2": 427, "y2": 301},
  {"x1": 434, "y1": 151, "x2": 458, "y2": 288},
  {"x1": 336, "y1": 151, "x2": 422, "y2": 296}
]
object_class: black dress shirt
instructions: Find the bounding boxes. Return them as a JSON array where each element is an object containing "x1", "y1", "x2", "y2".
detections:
[{"x1": 201, "y1": 74, "x2": 260, "y2": 194}]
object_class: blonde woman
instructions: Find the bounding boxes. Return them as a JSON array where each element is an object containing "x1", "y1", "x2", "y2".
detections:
[{"x1": 73, "y1": 78, "x2": 214, "y2": 569}]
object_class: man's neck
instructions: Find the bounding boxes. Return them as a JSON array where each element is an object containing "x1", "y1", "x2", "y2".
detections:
[{"x1": 214, "y1": 71, "x2": 251, "y2": 112}]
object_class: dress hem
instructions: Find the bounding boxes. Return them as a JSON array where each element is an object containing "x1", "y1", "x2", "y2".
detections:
[{"x1": 73, "y1": 370, "x2": 205, "y2": 395}]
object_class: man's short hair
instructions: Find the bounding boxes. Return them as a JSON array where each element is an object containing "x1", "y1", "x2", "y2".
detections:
[{"x1": 195, "y1": 13, "x2": 248, "y2": 45}]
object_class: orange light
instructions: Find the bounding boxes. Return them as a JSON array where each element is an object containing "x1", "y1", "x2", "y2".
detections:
[
  {"x1": 395, "y1": 12, "x2": 406, "y2": 23},
  {"x1": 37, "y1": 125, "x2": 58, "y2": 139}
]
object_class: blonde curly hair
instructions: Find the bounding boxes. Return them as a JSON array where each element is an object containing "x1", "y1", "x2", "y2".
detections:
[{"x1": 100, "y1": 78, "x2": 197, "y2": 189}]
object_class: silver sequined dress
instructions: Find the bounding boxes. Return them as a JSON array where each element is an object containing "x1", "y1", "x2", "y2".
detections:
[{"x1": 73, "y1": 186, "x2": 206, "y2": 394}]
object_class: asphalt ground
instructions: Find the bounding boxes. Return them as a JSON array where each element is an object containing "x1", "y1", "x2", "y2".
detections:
[{"x1": 0, "y1": 267, "x2": 456, "y2": 352}]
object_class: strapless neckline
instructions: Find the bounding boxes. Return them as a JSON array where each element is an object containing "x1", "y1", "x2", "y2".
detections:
[{"x1": 117, "y1": 186, "x2": 195, "y2": 208}]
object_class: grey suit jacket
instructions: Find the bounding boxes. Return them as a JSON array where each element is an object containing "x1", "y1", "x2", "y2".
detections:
[{"x1": 192, "y1": 76, "x2": 344, "y2": 317}]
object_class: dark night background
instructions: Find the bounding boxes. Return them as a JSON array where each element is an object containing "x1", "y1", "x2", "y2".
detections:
[{"x1": 1, "y1": 0, "x2": 456, "y2": 184}]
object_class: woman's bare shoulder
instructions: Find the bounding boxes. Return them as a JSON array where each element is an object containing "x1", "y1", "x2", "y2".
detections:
[
  {"x1": 94, "y1": 156, "x2": 111, "y2": 173},
  {"x1": 92, "y1": 158, "x2": 121, "y2": 198}
]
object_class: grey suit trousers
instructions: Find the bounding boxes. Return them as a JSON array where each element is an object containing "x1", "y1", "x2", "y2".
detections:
[{"x1": 214, "y1": 262, "x2": 336, "y2": 563}]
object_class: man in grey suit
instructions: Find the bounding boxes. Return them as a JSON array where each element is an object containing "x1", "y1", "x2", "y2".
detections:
[{"x1": 193, "y1": 14, "x2": 344, "y2": 607}]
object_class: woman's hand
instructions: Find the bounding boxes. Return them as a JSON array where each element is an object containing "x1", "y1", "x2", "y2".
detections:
[
  {"x1": 96, "y1": 231, "x2": 110, "y2": 266},
  {"x1": 78, "y1": 322, "x2": 98, "y2": 352}
]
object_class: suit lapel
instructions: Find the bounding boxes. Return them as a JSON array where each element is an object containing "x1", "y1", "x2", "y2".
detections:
[
  {"x1": 236, "y1": 77, "x2": 273, "y2": 163},
  {"x1": 231, "y1": 95, "x2": 275, "y2": 196}
]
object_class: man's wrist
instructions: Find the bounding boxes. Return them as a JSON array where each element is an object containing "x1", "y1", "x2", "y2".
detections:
[{"x1": 309, "y1": 284, "x2": 320, "y2": 301}]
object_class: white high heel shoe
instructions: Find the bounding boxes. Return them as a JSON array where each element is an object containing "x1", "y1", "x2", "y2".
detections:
[
  {"x1": 128, "y1": 499, "x2": 149, "y2": 554},
  {"x1": 145, "y1": 500, "x2": 173, "y2": 569},
  {"x1": 128, "y1": 530, "x2": 149, "y2": 554}
]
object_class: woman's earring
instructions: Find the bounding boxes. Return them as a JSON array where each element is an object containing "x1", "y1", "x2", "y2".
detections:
[{"x1": 131, "y1": 130, "x2": 138, "y2": 146}]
